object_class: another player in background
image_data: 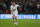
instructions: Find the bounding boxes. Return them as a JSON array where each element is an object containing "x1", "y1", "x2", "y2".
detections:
[{"x1": 10, "y1": 1, "x2": 20, "y2": 25}]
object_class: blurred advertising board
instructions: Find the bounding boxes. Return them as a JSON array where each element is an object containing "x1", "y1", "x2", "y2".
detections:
[{"x1": 0, "y1": 14, "x2": 40, "y2": 19}]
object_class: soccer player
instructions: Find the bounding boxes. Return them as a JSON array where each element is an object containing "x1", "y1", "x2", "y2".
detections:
[{"x1": 10, "y1": 1, "x2": 19, "y2": 25}]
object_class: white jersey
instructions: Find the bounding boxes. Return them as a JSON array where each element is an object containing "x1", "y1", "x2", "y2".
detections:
[{"x1": 10, "y1": 5, "x2": 19, "y2": 16}]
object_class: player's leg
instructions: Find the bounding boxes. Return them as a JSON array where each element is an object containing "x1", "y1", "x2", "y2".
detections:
[
  {"x1": 15, "y1": 16, "x2": 18, "y2": 25},
  {"x1": 15, "y1": 13, "x2": 17, "y2": 23},
  {"x1": 14, "y1": 12, "x2": 18, "y2": 25},
  {"x1": 12, "y1": 15, "x2": 16, "y2": 25},
  {"x1": 12, "y1": 16, "x2": 14, "y2": 23},
  {"x1": 15, "y1": 16, "x2": 17, "y2": 22},
  {"x1": 12, "y1": 14, "x2": 15, "y2": 23}
]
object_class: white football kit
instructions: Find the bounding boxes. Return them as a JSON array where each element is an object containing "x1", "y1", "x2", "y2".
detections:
[{"x1": 10, "y1": 5, "x2": 19, "y2": 16}]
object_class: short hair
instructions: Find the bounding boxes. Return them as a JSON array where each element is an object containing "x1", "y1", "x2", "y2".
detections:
[{"x1": 11, "y1": 1, "x2": 15, "y2": 2}]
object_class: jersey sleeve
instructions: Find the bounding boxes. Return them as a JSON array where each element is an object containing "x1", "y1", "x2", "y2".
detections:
[
  {"x1": 16, "y1": 5, "x2": 19, "y2": 7},
  {"x1": 10, "y1": 5, "x2": 12, "y2": 10}
]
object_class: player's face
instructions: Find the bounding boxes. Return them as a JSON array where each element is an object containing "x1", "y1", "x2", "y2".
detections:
[{"x1": 12, "y1": 2, "x2": 15, "y2": 6}]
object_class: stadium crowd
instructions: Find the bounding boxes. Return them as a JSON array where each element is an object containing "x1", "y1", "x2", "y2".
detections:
[{"x1": 0, "y1": 0, "x2": 40, "y2": 14}]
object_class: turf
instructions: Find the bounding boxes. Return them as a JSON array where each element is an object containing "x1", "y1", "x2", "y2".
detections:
[{"x1": 0, "y1": 19, "x2": 40, "y2": 27}]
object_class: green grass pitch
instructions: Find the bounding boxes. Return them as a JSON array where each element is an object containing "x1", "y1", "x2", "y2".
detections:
[{"x1": 0, "y1": 19, "x2": 40, "y2": 27}]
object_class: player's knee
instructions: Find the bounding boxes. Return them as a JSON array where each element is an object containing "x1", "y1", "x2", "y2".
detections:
[
  {"x1": 12, "y1": 16, "x2": 14, "y2": 18},
  {"x1": 15, "y1": 16, "x2": 17, "y2": 19}
]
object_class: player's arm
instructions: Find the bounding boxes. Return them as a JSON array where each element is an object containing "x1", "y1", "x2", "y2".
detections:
[
  {"x1": 17, "y1": 5, "x2": 22, "y2": 12},
  {"x1": 11, "y1": 10, "x2": 13, "y2": 14},
  {"x1": 10, "y1": 6, "x2": 13, "y2": 15},
  {"x1": 17, "y1": 6, "x2": 21, "y2": 10}
]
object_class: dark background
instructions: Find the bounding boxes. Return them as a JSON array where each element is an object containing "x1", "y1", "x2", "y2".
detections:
[{"x1": 0, "y1": 0, "x2": 40, "y2": 14}]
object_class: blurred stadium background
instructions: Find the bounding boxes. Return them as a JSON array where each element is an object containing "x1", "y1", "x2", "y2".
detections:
[
  {"x1": 0, "y1": 0, "x2": 40, "y2": 27},
  {"x1": 0, "y1": 0, "x2": 40, "y2": 14}
]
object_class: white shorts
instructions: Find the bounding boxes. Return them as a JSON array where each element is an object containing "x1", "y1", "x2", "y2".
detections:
[{"x1": 11, "y1": 12, "x2": 18, "y2": 16}]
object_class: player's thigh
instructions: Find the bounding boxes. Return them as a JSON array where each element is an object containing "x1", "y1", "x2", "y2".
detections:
[
  {"x1": 11, "y1": 14, "x2": 14, "y2": 19},
  {"x1": 15, "y1": 16, "x2": 17, "y2": 19},
  {"x1": 15, "y1": 13, "x2": 18, "y2": 18}
]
